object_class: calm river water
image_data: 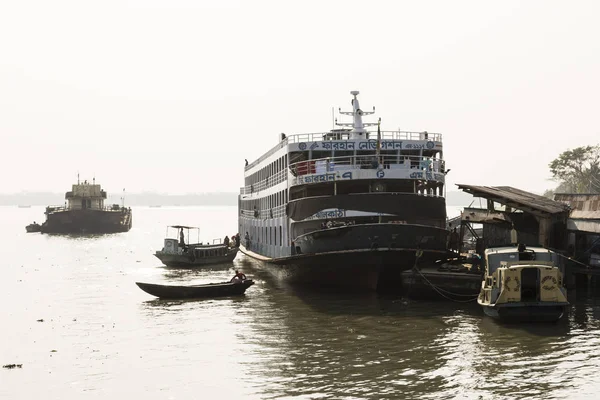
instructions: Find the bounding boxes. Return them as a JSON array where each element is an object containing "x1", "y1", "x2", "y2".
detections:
[{"x1": 3, "y1": 206, "x2": 600, "y2": 399}]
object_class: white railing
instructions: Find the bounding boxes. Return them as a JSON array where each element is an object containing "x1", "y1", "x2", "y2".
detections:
[
  {"x1": 240, "y1": 168, "x2": 288, "y2": 195},
  {"x1": 245, "y1": 140, "x2": 288, "y2": 171},
  {"x1": 240, "y1": 204, "x2": 287, "y2": 219},
  {"x1": 289, "y1": 155, "x2": 446, "y2": 175},
  {"x1": 286, "y1": 130, "x2": 442, "y2": 143},
  {"x1": 244, "y1": 130, "x2": 442, "y2": 171},
  {"x1": 45, "y1": 205, "x2": 129, "y2": 213},
  {"x1": 240, "y1": 154, "x2": 446, "y2": 195}
]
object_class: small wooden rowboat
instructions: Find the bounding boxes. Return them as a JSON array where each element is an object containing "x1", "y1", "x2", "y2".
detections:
[{"x1": 136, "y1": 279, "x2": 254, "y2": 299}]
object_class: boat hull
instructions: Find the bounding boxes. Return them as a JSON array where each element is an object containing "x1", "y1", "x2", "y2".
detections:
[
  {"x1": 136, "y1": 280, "x2": 254, "y2": 299},
  {"x1": 242, "y1": 245, "x2": 448, "y2": 292},
  {"x1": 293, "y1": 223, "x2": 448, "y2": 257},
  {"x1": 25, "y1": 224, "x2": 42, "y2": 233},
  {"x1": 41, "y1": 209, "x2": 132, "y2": 234},
  {"x1": 263, "y1": 223, "x2": 448, "y2": 291},
  {"x1": 401, "y1": 267, "x2": 482, "y2": 300},
  {"x1": 154, "y1": 248, "x2": 239, "y2": 267},
  {"x1": 481, "y1": 303, "x2": 568, "y2": 323}
]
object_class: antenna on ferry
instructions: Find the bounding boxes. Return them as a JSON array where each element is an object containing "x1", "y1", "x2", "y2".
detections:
[
  {"x1": 77, "y1": 172, "x2": 80, "y2": 185},
  {"x1": 336, "y1": 91, "x2": 377, "y2": 140}
]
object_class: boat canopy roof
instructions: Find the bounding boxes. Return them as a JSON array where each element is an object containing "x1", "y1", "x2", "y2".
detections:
[
  {"x1": 196, "y1": 245, "x2": 227, "y2": 250},
  {"x1": 169, "y1": 225, "x2": 199, "y2": 229},
  {"x1": 484, "y1": 245, "x2": 559, "y2": 274}
]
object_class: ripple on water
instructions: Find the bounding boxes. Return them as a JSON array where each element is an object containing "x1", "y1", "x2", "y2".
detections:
[{"x1": 4, "y1": 207, "x2": 600, "y2": 400}]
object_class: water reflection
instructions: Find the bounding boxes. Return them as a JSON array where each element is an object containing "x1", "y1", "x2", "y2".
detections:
[
  {"x1": 233, "y1": 256, "x2": 600, "y2": 399},
  {"x1": 6, "y1": 207, "x2": 600, "y2": 399}
]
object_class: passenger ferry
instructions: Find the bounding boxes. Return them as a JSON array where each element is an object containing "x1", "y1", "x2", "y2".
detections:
[{"x1": 238, "y1": 91, "x2": 449, "y2": 290}]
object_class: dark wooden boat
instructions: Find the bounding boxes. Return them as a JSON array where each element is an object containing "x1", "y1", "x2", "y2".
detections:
[
  {"x1": 135, "y1": 279, "x2": 254, "y2": 299},
  {"x1": 154, "y1": 225, "x2": 239, "y2": 267},
  {"x1": 26, "y1": 223, "x2": 42, "y2": 233}
]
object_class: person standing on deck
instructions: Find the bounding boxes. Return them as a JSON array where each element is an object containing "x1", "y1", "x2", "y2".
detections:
[
  {"x1": 224, "y1": 235, "x2": 230, "y2": 247},
  {"x1": 449, "y1": 227, "x2": 460, "y2": 253},
  {"x1": 179, "y1": 228, "x2": 185, "y2": 248}
]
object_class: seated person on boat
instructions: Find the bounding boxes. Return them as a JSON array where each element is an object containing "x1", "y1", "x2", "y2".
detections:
[{"x1": 230, "y1": 270, "x2": 247, "y2": 283}]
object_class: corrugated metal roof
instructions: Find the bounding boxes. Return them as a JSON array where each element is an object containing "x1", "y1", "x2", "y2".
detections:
[
  {"x1": 570, "y1": 210, "x2": 600, "y2": 219},
  {"x1": 456, "y1": 184, "x2": 570, "y2": 216},
  {"x1": 567, "y1": 219, "x2": 600, "y2": 234}
]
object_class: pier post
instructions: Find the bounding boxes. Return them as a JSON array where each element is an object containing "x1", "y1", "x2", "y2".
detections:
[{"x1": 587, "y1": 274, "x2": 592, "y2": 292}]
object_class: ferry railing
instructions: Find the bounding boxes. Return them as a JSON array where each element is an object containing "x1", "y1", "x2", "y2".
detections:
[
  {"x1": 240, "y1": 154, "x2": 446, "y2": 195},
  {"x1": 45, "y1": 205, "x2": 131, "y2": 213},
  {"x1": 240, "y1": 204, "x2": 287, "y2": 219},
  {"x1": 245, "y1": 130, "x2": 443, "y2": 172},
  {"x1": 245, "y1": 139, "x2": 289, "y2": 171},
  {"x1": 240, "y1": 168, "x2": 288, "y2": 195},
  {"x1": 288, "y1": 155, "x2": 446, "y2": 175},
  {"x1": 286, "y1": 130, "x2": 442, "y2": 143}
]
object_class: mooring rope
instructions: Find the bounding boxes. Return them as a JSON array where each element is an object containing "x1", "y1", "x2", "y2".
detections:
[{"x1": 412, "y1": 267, "x2": 480, "y2": 303}]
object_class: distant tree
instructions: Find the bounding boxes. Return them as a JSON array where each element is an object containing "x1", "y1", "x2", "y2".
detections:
[
  {"x1": 542, "y1": 188, "x2": 555, "y2": 199},
  {"x1": 549, "y1": 145, "x2": 600, "y2": 193}
]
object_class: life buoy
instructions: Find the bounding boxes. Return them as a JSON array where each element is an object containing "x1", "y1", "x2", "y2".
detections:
[
  {"x1": 541, "y1": 275, "x2": 558, "y2": 291},
  {"x1": 504, "y1": 276, "x2": 520, "y2": 292},
  {"x1": 165, "y1": 241, "x2": 173, "y2": 251}
]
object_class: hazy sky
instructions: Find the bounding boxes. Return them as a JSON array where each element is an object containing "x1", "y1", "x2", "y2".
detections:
[{"x1": 1, "y1": 0, "x2": 598, "y2": 196}]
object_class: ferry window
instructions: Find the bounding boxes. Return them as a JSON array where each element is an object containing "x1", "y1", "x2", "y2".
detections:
[
  {"x1": 311, "y1": 150, "x2": 331, "y2": 161},
  {"x1": 279, "y1": 226, "x2": 282, "y2": 246}
]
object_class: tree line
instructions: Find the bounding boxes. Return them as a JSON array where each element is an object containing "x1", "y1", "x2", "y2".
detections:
[{"x1": 544, "y1": 144, "x2": 600, "y2": 198}]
